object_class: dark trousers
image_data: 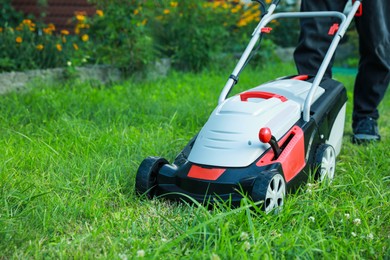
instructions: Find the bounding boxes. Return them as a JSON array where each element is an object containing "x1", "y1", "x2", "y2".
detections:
[{"x1": 294, "y1": 0, "x2": 390, "y2": 127}]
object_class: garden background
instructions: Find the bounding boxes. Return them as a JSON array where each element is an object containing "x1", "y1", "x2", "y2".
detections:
[{"x1": 1, "y1": 0, "x2": 389, "y2": 258}]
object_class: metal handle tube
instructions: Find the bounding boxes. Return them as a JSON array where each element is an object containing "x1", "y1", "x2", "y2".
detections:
[
  {"x1": 218, "y1": 4, "x2": 277, "y2": 105},
  {"x1": 218, "y1": 10, "x2": 347, "y2": 105}
]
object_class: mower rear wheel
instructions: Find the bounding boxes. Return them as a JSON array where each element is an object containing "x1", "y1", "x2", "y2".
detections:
[
  {"x1": 135, "y1": 156, "x2": 168, "y2": 199},
  {"x1": 252, "y1": 171, "x2": 286, "y2": 214},
  {"x1": 314, "y1": 144, "x2": 336, "y2": 182}
]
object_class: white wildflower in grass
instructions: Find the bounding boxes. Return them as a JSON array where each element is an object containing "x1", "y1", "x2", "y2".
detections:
[
  {"x1": 351, "y1": 232, "x2": 357, "y2": 237},
  {"x1": 67, "y1": 61, "x2": 72, "y2": 66},
  {"x1": 243, "y1": 241, "x2": 251, "y2": 251},
  {"x1": 137, "y1": 250, "x2": 145, "y2": 258},
  {"x1": 344, "y1": 213, "x2": 350, "y2": 219},
  {"x1": 308, "y1": 216, "x2": 315, "y2": 222},
  {"x1": 270, "y1": 230, "x2": 281, "y2": 237},
  {"x1": 367, "y1": 233, "x2": 374, "y2": 240},
  {"x1": 119, "y1": 253, "x2": 128, "y2": 260},
  {"x1": 211, "y1": 253, "x2": 221, "y2": 260},
  {"x1": 353, "y1": 218, "x2": 361, "y2": 226},
  {"x1": 240, "y1": 232, "x2": 249, "y2": 241}
]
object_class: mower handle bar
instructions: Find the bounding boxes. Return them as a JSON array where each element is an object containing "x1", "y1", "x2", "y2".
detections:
[{"x1": 218, "y1": 0, "x2": 362, "y2": 123}]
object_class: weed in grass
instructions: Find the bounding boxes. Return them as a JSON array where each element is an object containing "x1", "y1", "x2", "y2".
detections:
[{"x1": 0, "y1": 63, "x2": 389, "y2": 258}]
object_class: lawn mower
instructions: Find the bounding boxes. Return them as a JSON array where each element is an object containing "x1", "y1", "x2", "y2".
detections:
[{"x1": 135, "y1": 0, "x2": 362, "y2": 213}]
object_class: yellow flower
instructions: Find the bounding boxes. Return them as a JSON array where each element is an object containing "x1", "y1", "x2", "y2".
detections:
[
  {"x1": 0, "y1": 27, "x2": 3, "y2": 33},
  {"x1": 237, "y1": 19, "x2": 247, "y2": 27},
  {"x1": 74, "y1": 27, "x2": 80, "y2": 35},
  {"x1": 73, "y1": 43, "x2": 79, "y2": 51},
  {"x1": 170, "y1": 1, "x2": 178, "y2": 7},
  {"x1": 43, "y1": 23, "x2": 55, "y2": 34},
  {"x1": 43, "y1": 27, "x2": 52, "y2": 34},
  {"x1": 265, "y1": 0, "x2": 272, "y2": 3},
  {"x1": 163, "y1": 9, "x2": 170, "y2": 15},
  {"x1": 96, "y1": 9, "x2": 104, "y2": 17},
  {"x1": 16, "y1": 36, "x2": 22, "y2": 43},
  {"x1": 133, "y1": 9, "x2": 140, "y2": 15},
  {"x1": 81, "y1": 34, "x2": 89, "y2": 42},
  {"x1": 48, "y1": 23, "x2": 56, "y2": 31},
  {"x1": 76, "y1": 14, "x2": 86, "y2": 22},
  {"x1": 36, "y1": 44, "x2": 44, "y2": 51},
  {"x1": 231, "y1": 5, "x2": 242, "y2": 13},
  {"x1": 61, "y1": 29, "x2": 70, "y2": 35},
  {"x1": 22, "y1": 19, "x2": 32, "y2": 25},
  {"x1": 56, "y1": 44, "x2": 62, "y2": 52}
]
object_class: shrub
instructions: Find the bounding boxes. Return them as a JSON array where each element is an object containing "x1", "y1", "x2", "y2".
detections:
[
  {"x1": 267, "y1": 1, "x2": 300, "y2": 47},
  {"x1": 0, "y1": 16, "x2": 91, "y2": 72},
  {"x1": 0, "y1": 0, "x2": 280, "y2": 74},
  {"x1": 149, "y1": 0, "x2": 262, "y2": 71},
  {"x1": 87, "y1": 1, "x2": 155, "y2": 74},
  {"x1": 0, "y1": 0, "x2": 24, "y2": 27}
]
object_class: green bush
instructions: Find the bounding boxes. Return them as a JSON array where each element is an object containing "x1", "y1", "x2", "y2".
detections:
[
  {"x1": 87, "y1": 1, "x2": 155, "y2": 74},
  {"x1": 149, "y1": 0, "x2": 262, "y2": 71},
  {"x1": 0, "y1": 0, "x2": 280, "y2": 74},
  {"x1": 0, "y1": 19, "x2": 90, "y2": 72},
  {"x1": 0, "y1": 0, "x2": 24, "y2": 27},
  {"x1": 267, "y1": 1, "x2": 300, "y2": 47}
]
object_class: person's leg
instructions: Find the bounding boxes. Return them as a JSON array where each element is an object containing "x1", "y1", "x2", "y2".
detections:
[
  {"x1": 293, "y1": 0, "x2": 348, "y2": 78},
  {"x1": 352, "y1": 0, "x2": 390, "y2": 138}
]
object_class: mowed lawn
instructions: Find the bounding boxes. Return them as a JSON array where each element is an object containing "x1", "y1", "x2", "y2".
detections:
[{"x1": 1, "y1": 63, "x2": 389, "y2": 258}]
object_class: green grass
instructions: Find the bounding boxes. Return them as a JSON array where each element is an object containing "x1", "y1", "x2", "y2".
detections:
[{"x1": 0, "y1": 62, "x2": 389, "y2": 259}]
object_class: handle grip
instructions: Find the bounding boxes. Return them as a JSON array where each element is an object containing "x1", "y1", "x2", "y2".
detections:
[{"x1": 240, "y1": 91, "x2": 287, "y2": 102}]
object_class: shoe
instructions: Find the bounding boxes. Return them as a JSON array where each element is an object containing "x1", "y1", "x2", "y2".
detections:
[{"x1": 352, "y1": 117, "x2": 381, "y2": 144}]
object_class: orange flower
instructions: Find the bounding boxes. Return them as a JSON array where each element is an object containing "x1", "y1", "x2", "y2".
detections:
[
  {"x1": 22, "y1": 19, "x2": 32, "y2": 25},
  {"x1": 43, "y1": 28, "x2": 52, "y2": 34},
  {"x1": 43, "y1": 23, "x2": 56, "y2": 34},
  {"x1": 56, "y1": 44, "x2": 62, "y2": 51},
  {"x1": 48, "y1": 23, "x2": 55, "y2": 31},
  {"x1": 73, "y1": 43, "x2": 79, "y2": 51},
  {"x1": 96, "y1": 10, "x2": 104, "y2": 17},
  {"x1": 0, "y1": 27, "x2": 3, "y2": 33},
  {"x1": 61, "y1": 29, "x2": 70, "y2": 35},
  {"x1": 36, "y1": 44, "x2": 44, "y2": 51},
  {"x1": 163, "y1": 9, "x2": 170, "y2": 14},
  {"x1": 16, "y1": 36, "x2": 22, "y2": 43}
]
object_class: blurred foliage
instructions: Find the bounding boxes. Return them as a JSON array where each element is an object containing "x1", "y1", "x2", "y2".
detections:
[
  {"x1": 87, "y1": 1, "x2": 155, "y2": 74},
  {"x1": 0, "y1": 19, "x2": 90, "y2": 72},
  {"x1": 0, "y1": 0, "x2": 300, "y2": 74},
  {"x1": 0, "y1": 0, "x2": 25, "y2": 27}
]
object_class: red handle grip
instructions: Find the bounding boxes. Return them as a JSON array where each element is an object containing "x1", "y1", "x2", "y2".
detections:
[{"x1": 240, "y1": 91, "x2": 287, "y2": 102}]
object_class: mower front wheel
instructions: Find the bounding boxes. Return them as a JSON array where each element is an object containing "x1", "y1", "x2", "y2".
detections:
[
  {"x1": 251, "y1": 171, "x2": 286, "y2": 214},
  {"x1": 135, "y1": 156, "x2": 168, "y2": 199}
]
